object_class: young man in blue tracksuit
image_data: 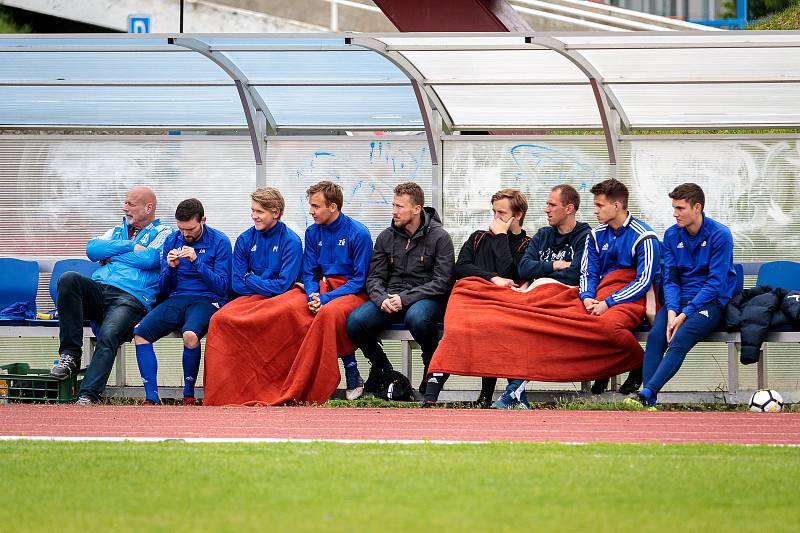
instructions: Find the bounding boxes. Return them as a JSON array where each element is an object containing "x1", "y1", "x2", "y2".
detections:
[
  {"x1": 303, "y1": 180, "x2": 373, "y2": 399},
  {"x1": 51, "y1": 186, "x2": 172, "y2": 404},
  {"x1": 627, "y1": 183, "x2": 737, "y2": 409},
  {"x1": 579, "y1": 179, "x2": 660, "y2": 396},
  {"x1": 230, "y1": 187, "x2": 303, "y2": 299},
  {"x1": 133, "y1": 198, "x2": 232, "y2": 405}
]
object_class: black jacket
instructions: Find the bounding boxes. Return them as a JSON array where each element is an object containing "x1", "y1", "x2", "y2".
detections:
[
  {"x1": 454, "y1": 229, "x2": 529, "y2": 284},
  {"x1": 366, "y1": 207, "x2": 455, "y2": 308},
  {"x1": 517, "y1": 222, "x2": 591, "y2": 286},
  {"x1": 725, "y1": 286, "x2": 800, "y2": 364}
]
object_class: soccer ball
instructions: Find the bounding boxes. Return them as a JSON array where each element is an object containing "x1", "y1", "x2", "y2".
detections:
[{"x1": 749, "y1": 389, "x2": 784, "y2": 413}]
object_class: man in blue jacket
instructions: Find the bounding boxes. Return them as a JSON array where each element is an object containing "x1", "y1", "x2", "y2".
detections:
[
  {"x1": 132, "y1": 198, "x2": 232, "y2": 406},
  {"x1": 579, "y1": 178, "x2": 660, "y2": 397},
  {"x1": 50, "y1": 186, "x2": 172, "y2": 404},
  {"x1": 626, "y1": 183, "x2": 736, "y2": 409},
  {"x1": 230, "y1": 187, "x2": 302, "y2": 299}
]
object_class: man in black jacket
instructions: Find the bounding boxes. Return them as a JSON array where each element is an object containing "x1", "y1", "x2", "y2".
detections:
[
  {"x1": 345, "y1": 182, "x2": 455, "y2": 395},
  {"x1": 426, "y1": 188, "x2": 530, "y2": 407}
]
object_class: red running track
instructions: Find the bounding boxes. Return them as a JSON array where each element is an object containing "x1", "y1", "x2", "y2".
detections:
[{"x1": 2, "y1": 405, "x2": 800, "y2": 445}]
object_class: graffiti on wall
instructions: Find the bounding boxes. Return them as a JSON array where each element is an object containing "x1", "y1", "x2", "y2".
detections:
[
  {"x1": 264, "y1": 139, "x2": 431, "y2": 239},
  {"x1": 443, "y1": 140, "x2": 610, "y2": 246}
]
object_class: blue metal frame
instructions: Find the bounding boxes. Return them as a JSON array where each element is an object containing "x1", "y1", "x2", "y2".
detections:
[{"x1": 692, "y1": 0, "x2": 748, "y2": 29}]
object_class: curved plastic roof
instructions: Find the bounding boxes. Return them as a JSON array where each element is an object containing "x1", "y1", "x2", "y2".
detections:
[{"x1": 0, "y1": 31, "x2": 799, "y2": 131}]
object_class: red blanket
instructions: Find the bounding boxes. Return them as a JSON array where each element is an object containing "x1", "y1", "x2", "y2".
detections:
[
  {"x1": 428, "y1": 269, "x2": 651, "y2": 382},
  {"x1": 203, "y1": 277, "x2": 367, "y2": 406}
]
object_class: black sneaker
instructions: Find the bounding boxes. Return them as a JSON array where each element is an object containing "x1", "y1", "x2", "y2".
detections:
[
  {"x1": 50, "y1": 353, "x2": 80, "y2": 380},
  {"x1": 364, "y1": 363, "x2": 392, "y2": 394},
  {"x1": 618, "y1": 368, "x2": 642, "y2": 395},
  {"x1": 590, "y1": 377, "x2": 609, "y2": 395}
]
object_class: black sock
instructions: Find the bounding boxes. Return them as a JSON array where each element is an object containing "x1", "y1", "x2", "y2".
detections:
[
  {"x1": 423, "y1": 372, "x2": 449, "y2": 402},
  {"x1": 477, "y1": 377, "x2": 497, "y2": 406}
]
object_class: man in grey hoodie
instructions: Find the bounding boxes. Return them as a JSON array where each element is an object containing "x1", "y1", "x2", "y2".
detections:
[{"x1": 345, "y1": 182, "x2": 455, "y2": 395}]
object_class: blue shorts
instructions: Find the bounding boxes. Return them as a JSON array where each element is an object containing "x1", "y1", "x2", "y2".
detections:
[{"x1": 134, "y1": 294, "x2": 221, "y2": 342}]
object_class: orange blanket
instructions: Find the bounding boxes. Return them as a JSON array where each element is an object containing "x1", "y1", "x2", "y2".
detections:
[
  {"x1": 428, "y1": 269, "x2": 650, "y2": 382},
  {"x1": 203, "y1": 277, "x2": 367, "y2": 406}
]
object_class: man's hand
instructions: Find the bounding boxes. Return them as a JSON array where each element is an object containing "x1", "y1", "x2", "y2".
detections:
[
  {"x1": 381, "y1": 294, "x2": 403, "y2": 313},
  {"x1": 308, "y1": 293, "x2": 321, "y2": 314},
  {"x1": 133, "y1": 244, "x2": 146, "y2": 252},
  {"x1": 591, "y1": 300, "x2": 609, "y2": 316},
  {"x1": 552, "y1": 260, "x2": 571, "y2": 271},
  {"x1": 666, "y1": 311, "x2": 686, "y2": 343},
  {"x1": 583, "y1": 297, "x2": 598, "y2": 313},
  {"x1": 177, "y1": 246, "x2": 197, "y2": 262},
  {"x1": 489, "y1": 216, "x2": 513, "y2": 235},
  {"x1": 166, "y1": 248, "x2": 181, "y2": 268},
  {"x1": 490, "y1": 276, "x2": 518, "y2": 288}
]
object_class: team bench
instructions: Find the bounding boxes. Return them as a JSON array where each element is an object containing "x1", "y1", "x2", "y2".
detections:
[{"x1": 1, "y1": 259, "x2": 798, "y2": 403}]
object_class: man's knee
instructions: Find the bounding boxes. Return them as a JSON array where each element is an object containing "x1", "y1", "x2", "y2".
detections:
[
  {"x1": 345, "y1": 303, "x2": 370, "y2": 334},
  {"x1": 404, "y1": 304, "x2": 436, "y2": 331},
  {"x1": 57, "y1": 271, "x2": 84, "y2": 294},
  {"x1": 133, "y1": 334, "x2": 150, "y2": 345},
  {"x1": 183, "y1": 331, "x2": 200, "y2": 348}
]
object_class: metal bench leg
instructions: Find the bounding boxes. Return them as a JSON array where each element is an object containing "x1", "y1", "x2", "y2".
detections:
[
  {"x1": 728, "y1": 341, "x2": 739, "y2": 394},
  {"x1": 115, "y1": 345, "x2": 126, "y2": 387},
  {"x1": 580, "y1": 381, "x2": 590, "y2": 393},
  {"x1": 757, "y1": 345, "x2": 768, "y2": 390},
  {"x1": 401, "y1": 340, "x2": 412, "y2": 379}
]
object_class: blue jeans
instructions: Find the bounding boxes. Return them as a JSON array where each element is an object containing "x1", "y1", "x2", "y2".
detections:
[
  {"x1": 643, "y1": 302, "x2": 724, "y2": 396},
  {"x1": 57, "y1": 272, "x2": 147, "y2": 401},
  {"x1": 346, "y1": 298, "x2": 444, "y2": 368}
]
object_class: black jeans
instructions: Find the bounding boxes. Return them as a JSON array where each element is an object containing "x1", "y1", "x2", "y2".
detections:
[{"x1": 57, "y1": 272, "x2": 147, "y2": 400}]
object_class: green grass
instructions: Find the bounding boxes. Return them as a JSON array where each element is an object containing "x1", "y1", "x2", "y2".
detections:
[
  {"x1": 749, "y1": 0, "x2": 800, "y2": 29},
  {"x1": 2, "y1": 441, "x2": 799, "y2": 532}
]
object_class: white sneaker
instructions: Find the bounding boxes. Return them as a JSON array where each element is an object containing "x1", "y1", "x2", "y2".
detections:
[{"x1": 346, "y1": 376, "x2": 364, "y2": 401}]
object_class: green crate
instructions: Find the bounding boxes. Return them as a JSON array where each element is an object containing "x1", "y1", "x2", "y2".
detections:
[{"x1": 0, "y1": 363, "x2": 84, "y2": 403}]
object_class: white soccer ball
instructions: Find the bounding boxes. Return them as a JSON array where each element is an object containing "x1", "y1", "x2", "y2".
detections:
[{"x1": 749, "y1": 389, "x2": 784, "y2": 413}]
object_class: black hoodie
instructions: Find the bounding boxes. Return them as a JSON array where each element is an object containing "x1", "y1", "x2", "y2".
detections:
[{"x1": 366, "y1": 207, "x2": 455, "y2": 308}]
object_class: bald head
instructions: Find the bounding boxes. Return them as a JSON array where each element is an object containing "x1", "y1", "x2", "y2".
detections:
[{"x1": 123, "y1": 186, "x2": 157, "y2": 230}]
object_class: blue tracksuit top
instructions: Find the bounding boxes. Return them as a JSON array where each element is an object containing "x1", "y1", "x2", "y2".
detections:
[
  {"x1": 302, "y1": 212, "x2": 373, "y2": 306},
  {"x1": 86, "y1": 217, "x2": 173, "y2": 310},
  {"x1": 231, "y1": 221, "x2": 303, "y2": 298},
  {"x1": 663, "y1": 214, "x2": 737, "y2": 318},
  {"x1": 159, "y1": 224, "x2": 232, "y2": 301},
  {"x1": 579, "y1": 212, "x2": 660, "y2": 307}
]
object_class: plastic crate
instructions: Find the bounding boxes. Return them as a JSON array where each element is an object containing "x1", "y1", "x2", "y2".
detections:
[{"x1": 0, "y1": 363, "x2": 84, "y2": 403}]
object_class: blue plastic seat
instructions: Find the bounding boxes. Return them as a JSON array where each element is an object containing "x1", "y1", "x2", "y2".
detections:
[
  {"x1": 50, "y1": 259, "x2": 99, "y2": 307},
  {"x1": 756, "y1": 261, "x2": 800, "y2": 291},
  {"x1": 0, "y1": 258, "x2": 39, "y2": 320},
  {"x1": 733, "y1": 263, "x2": 744, "y2": 296}
]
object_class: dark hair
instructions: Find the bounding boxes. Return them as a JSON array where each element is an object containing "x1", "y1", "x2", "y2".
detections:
[
  {"x1": 590, "y1": 179, "x2": 629, "y2": 209},
  {"x1": 175, "y1": 198, "x2": 204, "y2": 222},
  {"x1": 668, "y1": 183, "x2": 705, "y2": 210},
  {"x1": 394, "y1": 182, "x2": 425, "y2": 207},
  {"x1": 491, "y1": 188, "x2": 528, "y2": 225},
  {"x1": 552, "y1": 184, "x2": 580, "y2": 211},
  {"x1": 306, "y1": 181, "x2": 344, "y2": 210}
]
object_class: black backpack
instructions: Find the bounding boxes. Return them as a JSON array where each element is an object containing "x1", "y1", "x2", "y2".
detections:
[{"x1": 375, "y1": 370, "x2": 414, "y2": 401}]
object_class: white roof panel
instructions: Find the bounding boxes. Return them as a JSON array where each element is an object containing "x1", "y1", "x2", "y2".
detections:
[
  {"x1": 400, "y1": 50, "x2": 586, "y2": 83},
  {"x1": 434, "y1": 84, "x2": 601, "y2": 128},
  {"x1": 610, "y1": 83, "x2": 800, "y2": 128}
]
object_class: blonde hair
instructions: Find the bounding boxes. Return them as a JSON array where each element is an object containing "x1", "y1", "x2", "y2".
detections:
[
  {"x1": 491, "y1": 188, "x2": 528, "y2": 225},
  {"x1": 251, "y1": 187, "x2": 285, "y2": 218}
]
